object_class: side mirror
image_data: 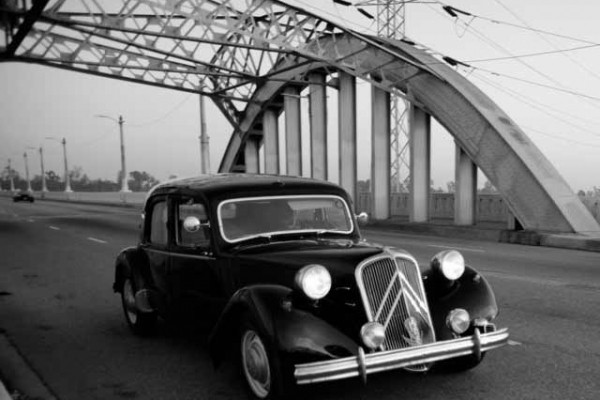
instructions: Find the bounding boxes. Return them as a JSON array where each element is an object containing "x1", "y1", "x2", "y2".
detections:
[
  {"x1": 356, "y1": 212, "x2": 369, "y2": 225},
  {"x1": 183, "y1": 216, "x2": 201, "y2": 232}
]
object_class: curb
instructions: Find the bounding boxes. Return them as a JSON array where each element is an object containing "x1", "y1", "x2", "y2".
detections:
[
  {"x1": 368, "y1": 221, "x2": 600, "y2": 253},
  {"x1": 0, "y1": 380, "x2": 11, "y2": 400},
  {"x1": 0, "y1": 334, "x2": 57, "y2": 400}
]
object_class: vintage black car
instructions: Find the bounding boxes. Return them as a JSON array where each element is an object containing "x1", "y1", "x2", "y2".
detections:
[
  {"x1": 113, "y1": 174, "x2": 509, "y2": 398},
  {"x1": 13, "y1": 191, "x2": 35, "y2": 203}
]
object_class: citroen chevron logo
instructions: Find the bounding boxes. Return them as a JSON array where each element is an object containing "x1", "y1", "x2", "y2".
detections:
[{"x1": 372, "y1": 270, "x2": 431, "y2": 333}]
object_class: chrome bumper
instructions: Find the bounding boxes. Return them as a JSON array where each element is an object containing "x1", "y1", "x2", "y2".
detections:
[{"x1": 295, "y1": 327, "x2": 509, "y2": 385}]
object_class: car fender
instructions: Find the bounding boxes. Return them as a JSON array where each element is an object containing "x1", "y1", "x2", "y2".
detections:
[
  {"x1": 426, "y1": 265, "x2": 498, "y2": 340},
  {"x1": 113, "y1": 247, "x2": 152, "y2": 293},
  {"x1": 208, "y1": 285, "x2": 358, "y2": 367}
]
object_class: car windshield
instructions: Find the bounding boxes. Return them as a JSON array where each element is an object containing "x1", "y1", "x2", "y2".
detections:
[{"x1": 218, "y1": 195, "x2": 354, "y2": 243}]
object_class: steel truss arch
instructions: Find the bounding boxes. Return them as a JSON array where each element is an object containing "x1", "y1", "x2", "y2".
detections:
[{"x1": 0, "y1": 0, "x2": 436, "y2": 128}]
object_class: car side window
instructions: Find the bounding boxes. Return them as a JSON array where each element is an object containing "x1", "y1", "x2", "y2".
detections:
[
  {"x1": 177, "y1": 200, "x2": 210, "y2": 248},
  {"x1": 149, "y1": 200, "x2": 168, "y2": 245}
]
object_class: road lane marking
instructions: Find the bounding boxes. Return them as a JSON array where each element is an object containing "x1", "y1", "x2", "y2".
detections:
[
  {"x1": 87, "y1": 237, "x2": 107, "y2": 244},
  {"x1": 508, "y1": 340, "x2": 523, "y2": 346},
  {"x1": 427, "y1": 244, "x2": 486, "y2": 253},
  {"x1": 49, "y1": 226, "x2": 60, "y2": 231},
  {"x1": 27, "y1": 219, "x2": 34, "y2": 223}
]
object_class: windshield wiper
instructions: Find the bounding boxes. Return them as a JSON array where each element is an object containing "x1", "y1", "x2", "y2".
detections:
[{"x1": 232, "y1": 234, "x2": 273, "y2": 247}]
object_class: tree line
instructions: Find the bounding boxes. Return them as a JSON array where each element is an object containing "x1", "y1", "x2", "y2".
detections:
[{"x1": 0, "y1": 165, "x2": 159, "y2": 192}]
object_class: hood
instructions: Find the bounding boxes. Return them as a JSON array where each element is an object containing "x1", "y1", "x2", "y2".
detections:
[{"x1": 233, "y1": 238, "x2": 384, "y2": 287}]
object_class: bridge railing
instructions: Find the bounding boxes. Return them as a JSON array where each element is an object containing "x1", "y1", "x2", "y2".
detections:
[{"x1": 357, "y1": 192, "x2": 510, "y2": 223}]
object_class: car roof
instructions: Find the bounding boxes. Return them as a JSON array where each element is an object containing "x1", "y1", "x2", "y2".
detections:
[{"x1": 145, "y1": 173, "x2": 349, "y2": 204}]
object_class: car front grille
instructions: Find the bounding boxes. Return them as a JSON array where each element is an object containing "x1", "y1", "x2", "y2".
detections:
[{"x1": 355, "y1": 254, "x2": 435, "y2": 371}]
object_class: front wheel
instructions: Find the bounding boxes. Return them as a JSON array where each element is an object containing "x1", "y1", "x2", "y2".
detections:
[
  {"x1": 240, "y1": 321, "x2": 289, "y2": 399},
  {"x1": 121, "y1": 277, "x2": 157, "y2": 336}
]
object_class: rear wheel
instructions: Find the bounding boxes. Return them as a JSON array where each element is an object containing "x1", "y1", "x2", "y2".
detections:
[{"x1": 121, "y1": 277, "x2": 157, "y2": 336}]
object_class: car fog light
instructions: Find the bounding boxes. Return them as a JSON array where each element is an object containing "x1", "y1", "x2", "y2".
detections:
[
  {"x1": 361, "y1": 322, "x2": 386, "y2": 349},
  {"x1": 446, "y1": 308, "x2": 470, "y2": 334}
]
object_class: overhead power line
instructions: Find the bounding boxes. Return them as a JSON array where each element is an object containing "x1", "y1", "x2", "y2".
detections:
[
  {"x1": 490, "y1": 0, "x2": 600, "y2": 83},
  {"x1": 464, "y1": 43, "x2": 600, "y2": 63},
  {"x1": 470, "y1": 66, "x2": 600, "y2": 103},
  {"x1": 439, "y1": 2, "x2": 599, "y2": 45}
]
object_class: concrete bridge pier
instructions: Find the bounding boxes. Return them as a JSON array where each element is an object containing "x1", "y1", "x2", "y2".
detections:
[
  {"x1": 339, "y1": 73, "x2": 357, "y2": 202},
  {"x1": 283, "y1": 86, "x2": 302, "y2": 176},
  {"x1": 244, "y1": 135, "x2": 261, "y2": 174},
  {"x1": 455, "y1": 143, "x2": 478, "y2": 225},
  {"x1": 263, "y1": 108, "x2": 279, "y2": 174},
  {"x1": 309, "y1": 72, "x2": 328, "y2": 180},
  {"x1": 409, "y1": 104, "x2": 431, "y2": 223},
  {"x1": 371, "y1": 86, "x2": 391, "y2": 220}
]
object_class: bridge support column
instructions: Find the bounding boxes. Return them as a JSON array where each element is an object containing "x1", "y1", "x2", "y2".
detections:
[
  {"x1": 339, "y1": 73, "x2": 357, "y2": 201},
  {"x1": 371, "y1": 86, "x2": 391, "y2": 220},
  {"x1": 409, "y1": 105, "x2": 431, "y2": 222},
  {"x1": 284, "y1": 86, "x2": 302, "y2": 176},
  {"x1": 454, "y1": 142, "x2": 477, "y2": 225},
  {"x1": 309, "y1": 72, "x2": 328, "y2": 180},
  {"x1": 263, "y1": 109, "x2": 279, "y2": 174},
  {"x1": 244, "y1": 137, "x2": 260, "y2": 174}
]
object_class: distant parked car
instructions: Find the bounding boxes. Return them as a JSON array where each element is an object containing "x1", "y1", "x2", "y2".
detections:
[
  {"x1": 113, "y1": 174, "x2": 509, "y2": 399},
  {"x1": 13, "y1": 191, "x2": 34, "y2": 203}
]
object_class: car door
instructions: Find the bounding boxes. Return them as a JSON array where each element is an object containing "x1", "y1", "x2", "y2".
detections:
[
  {"x1": 168, "y1": 195, "x2": 225, "y2": 322},
  {"x1": 141, "y1": 195, "x2": 171, "y2": 301}
]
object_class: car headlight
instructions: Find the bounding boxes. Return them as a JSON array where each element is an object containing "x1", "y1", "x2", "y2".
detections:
[
  {"x1": 294, "y1": 264, "x2": 332, "y2": 300},
  {"x1": 360, "y1": 322, "x2": 385, "y2": 349},
  {"x1": 446, "y1": 308, "x2": 470, "y2": 334},
  {"x1": 431, "y1": 250, "x2": 465, "y2": 281}
]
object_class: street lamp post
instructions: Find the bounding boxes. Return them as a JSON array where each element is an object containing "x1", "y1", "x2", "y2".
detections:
[
  {"x1": 95, "y1": 114, "x2": 130, "y2": 192},
  {"x1": 23, "y1": 151, "x2": 32, "y2": 193},
  {"x1": 45, "y1": 137, "x2": 72, "y2": 192},
  {"x1": 27, "y1": 146, "x2": 48, "y2": 193},
  {"x1": 198, "y1": 93, "x2": 210, "y2": 174},
  {"x1": 7, "y1": 158, "x2": 15, "y2": 192},
  {"x1": 39, "y1": 146, "x2": 48, "y2": 193}
]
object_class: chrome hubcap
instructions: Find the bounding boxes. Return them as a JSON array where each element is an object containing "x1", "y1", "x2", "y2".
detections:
[
  {"x1": 122, "y1": 280, "x2": 138, "y2": 324},
  {"x1": 241, "y1": 330, "x2": 271, "y2": 398}
]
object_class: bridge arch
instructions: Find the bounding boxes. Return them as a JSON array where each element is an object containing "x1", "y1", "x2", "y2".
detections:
[{"x1": 219, "y1": 34, "x2": 599, "y2": 234}]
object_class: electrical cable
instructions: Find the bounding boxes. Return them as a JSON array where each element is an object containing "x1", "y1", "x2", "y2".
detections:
[
  {"x1": 439, "y1": 1, "x2": 599, "y2": 45},
  {"x1": 464, "y1": 43, "x2": 600, "y2": 63},
  {"x1": 475, "y1": 72, "x2": 600, "y2": 147},
  {"x1": 472, "y1": 71, "x2": 600, "y2": 138},
  {"x1": 472, "y1": 66, "x2": 600, "y2": 103},
  {"x1": 429, "y1": 3, "x2": 600, "y2": 110},
  {"x1": 491, "y1": 0, "x2": 600, "y2": 82},
  {"x1": 128, "y1": 94, "x2": 193, "y2": 128}
]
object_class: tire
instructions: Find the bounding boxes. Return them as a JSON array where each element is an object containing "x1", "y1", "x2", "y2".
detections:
[
  {"x1": 239, "y1": 319, "x2": 288, "y2": 399},
  {"x1": 121, "y1": 277, "x2": 157, "y2": 336}
]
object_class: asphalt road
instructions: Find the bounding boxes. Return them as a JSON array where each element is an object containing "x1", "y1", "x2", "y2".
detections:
[{"x1": 1, "y1": 199, "x2": 599, "y2": 400}]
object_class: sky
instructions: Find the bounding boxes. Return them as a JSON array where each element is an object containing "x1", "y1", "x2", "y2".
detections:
[{"x1": 1, "y1": 0, "x2": 599, "y2": 192}]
